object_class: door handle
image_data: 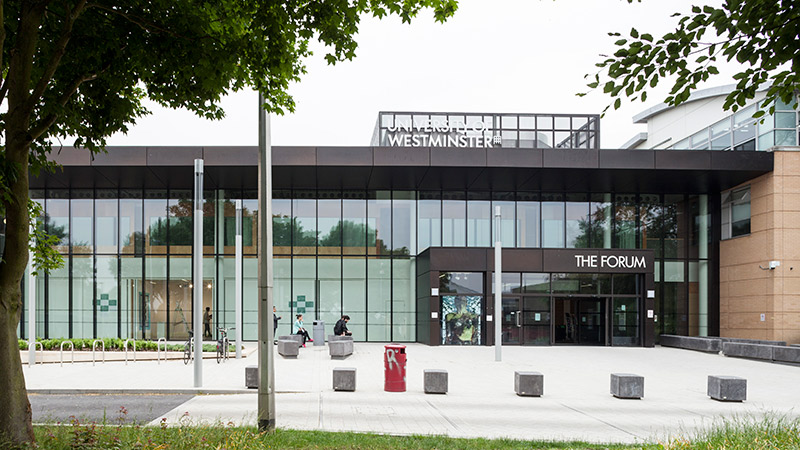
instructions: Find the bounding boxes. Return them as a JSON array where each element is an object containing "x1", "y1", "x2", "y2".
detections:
[{"x1": 516, "y1": 310, "x2": 522, "y2": 327}]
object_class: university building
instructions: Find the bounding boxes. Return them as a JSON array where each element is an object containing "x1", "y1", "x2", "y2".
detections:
[{"x1": 17, "y1": 85, "x2": 799, "y2": 346}]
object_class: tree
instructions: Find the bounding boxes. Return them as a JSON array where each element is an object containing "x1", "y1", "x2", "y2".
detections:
[
  {"x1": 0, "y1": 1, "x2": 457, "y2": 445},
  {"x1": 586, "y1": 1, "x2": 800, "y2": 116}
]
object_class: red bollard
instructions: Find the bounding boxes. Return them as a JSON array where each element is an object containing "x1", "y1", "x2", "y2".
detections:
[{"x1": 384, "y1": 344, "x2": 407, "y2": 392}]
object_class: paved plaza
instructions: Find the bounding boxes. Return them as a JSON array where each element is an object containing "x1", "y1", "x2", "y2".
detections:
[{"x1": 22, "y1": 343, "x2": 800, "y2": 445}]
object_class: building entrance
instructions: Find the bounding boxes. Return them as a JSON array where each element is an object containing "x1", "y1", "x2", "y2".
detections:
[
  {"x1": 553, "y1": 297, "x2": 607, "y2": 345},
  {"x1": 501, "y1": 296, "x2": 551, "y2": 346}
]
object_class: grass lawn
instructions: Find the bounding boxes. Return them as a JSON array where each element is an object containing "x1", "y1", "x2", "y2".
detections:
[{"x1": 20, "y1": 414, "x2": 800, "y2": 450}]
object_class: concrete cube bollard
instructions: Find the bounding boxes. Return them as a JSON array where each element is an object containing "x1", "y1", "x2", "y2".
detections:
[
  {"x1": 329, "y1": 335, "x2": 354, "y2": 342},
  {"x1": 279, "y1": 334, "x2": 304, "y2": 346},
  {"x1": 278, "y1": 339, "x2": 299, "y2": 358},
  {"x1": 610, "y1": 373, "x2": 644, "y2": 399},
  {"x1": 333, "y1": 367, "x2": 356, "y2": 391},
  {"x1": 424, "y1": 369, "x2": 448, "y2": 394},
  {"x1": 329, "y1": 340, "x2": 354, "y2": 359},
  {"x1": 245, "y1": 365, "x2": 258, "y2": 389},
  {"x1": 514, "y1": 371, "x2": 544, "y2": 397},
  {"x1": 708, "y1": 375, "x2": 747, "y2": 402}
]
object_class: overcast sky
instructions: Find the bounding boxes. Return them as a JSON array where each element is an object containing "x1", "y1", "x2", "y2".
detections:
[{"x1": 106, "y1": 0, "x2": 733, "y2": 149}]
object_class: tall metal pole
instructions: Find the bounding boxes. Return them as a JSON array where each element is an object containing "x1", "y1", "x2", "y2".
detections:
[
  {"x1": 28, "y1": 225, "x2": 36, "y2": 367},
  {"x1": 193, "y1": 159, "x2": 204, "y2": 387},
  {"x1": 494, "y1": 206, "x2": 502, "y2": 362},
  {"x1": 235, "y1": 200, "x2": 243, "y2": 359},
  {"x1": 257, "y1": 92, "x2": 276, "y2": 432}
]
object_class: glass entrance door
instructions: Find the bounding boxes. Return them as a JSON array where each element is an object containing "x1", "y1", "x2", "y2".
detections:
[
  {"x1": 554, "y1": 297, "x2": 607, "y2": 345},
  {"x1": 501, "y1": 297, "x2": 520, "y2": 344}
]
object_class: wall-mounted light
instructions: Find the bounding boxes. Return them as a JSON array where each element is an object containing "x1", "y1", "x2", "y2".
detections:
[{"x1": 759, "y1": 261, "x2": 781, "y2": 270}]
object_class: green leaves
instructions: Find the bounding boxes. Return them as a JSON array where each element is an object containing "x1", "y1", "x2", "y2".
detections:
[{"x1": 585, "y1": 0, "x2": 800, "y2": 117}]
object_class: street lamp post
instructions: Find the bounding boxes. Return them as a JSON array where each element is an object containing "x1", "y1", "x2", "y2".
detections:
[
  {"x1": 494, "y1": 206, "x2": 502, "y2": 362},
  {"x1": 257, "y1": 92, "x2": 276, "y2": 432}
]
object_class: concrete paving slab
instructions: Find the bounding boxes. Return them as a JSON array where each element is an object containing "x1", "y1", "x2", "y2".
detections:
[{"x1": 22, "y1": 343, "x2": 800, "y2": 444}]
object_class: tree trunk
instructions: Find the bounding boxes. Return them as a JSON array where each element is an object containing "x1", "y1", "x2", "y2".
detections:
[{"x1": 0, "y1": 293, "x2": 33, "y2": 446}]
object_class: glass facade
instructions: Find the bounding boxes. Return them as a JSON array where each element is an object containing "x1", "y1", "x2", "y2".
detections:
[
  {"x1": 670, "y1": 98, "x2": 800, "y2": 151},
  {"x1": 20, "y1": 188, "x2": 708, "y2": 344}
]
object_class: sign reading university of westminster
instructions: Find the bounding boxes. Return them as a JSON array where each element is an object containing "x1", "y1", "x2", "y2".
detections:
[{"x1": 386, "y1": 119, "x2": 500, "y2": 148}]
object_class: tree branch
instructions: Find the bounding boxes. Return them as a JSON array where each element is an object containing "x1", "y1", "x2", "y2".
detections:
[
  {"x1": 26, "y1": 0, "x2": 88, "y2": 110},
  {"x1": 87, "y1": 3, "x2": 184, "y2": 38},
  {"x1": 28, "y1": 71, "x2": 99, "y2": 141}
]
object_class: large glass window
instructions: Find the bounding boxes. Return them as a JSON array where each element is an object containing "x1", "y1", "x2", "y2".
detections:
[
  {"x1": 392, "y1": 257, "x2": 415, "y2": 341},
  {"x1": 167, "y1": 190, "x2": 192, "y2": 254},
  {"x1": 492, "y1": 192, "x2": 515, "y2": 247},
  {"x1": 516, "y1": 193, "x2": 539, "y2": 248},
  {"x1": 342, "y1": 192, "x2": 367, "y2": 255},
  {"x1": 590, "y1": 194, "x2": 612, "y2": 249},
  {"x1": 46, "y1": 190, "x2": 70, "y2": 253},
  {"x1": 96, "y1": 192, "x2": 118, "y2": 254},
  {"x1": 565, "y1": 194, "x2": 590, "y2": 248},
  {"x1": 614, "y1": 194, "x2": 637, "y2": 249},
  {"x1": 541, "y1": 194, "x2": 564, "y2": 248},
  {"x1": 367, "y1": 191, "x2": 392, "y2": 256},
  {"x1": 291, "y1": 256, "x2": 317, "y2": 324},
  {"x1": 120, "y1": 256, "x2": 142, "y2": 338},
  {"x1": 367, "y1": 257, "x2": 391, "y2": 340},
  {"x1": 72, "y1": 255, "x2": 93, "y2": 337},
  {"x1": 721, "y1": 187, "x2": 749, "y2": 240},
  {"x1": 168, "y1": 256, "x2": 191, "y2": 340},
  {"x1": 120, "y1": 190, "x2": 143, "y2": 254},
  {"x1": 467, "y1": 192, "x2": 491, "y2": 247},
  {"x1": 272, "y1": 191, "x2": 292, "y2": 252},
  {"x1": 318, "y1": 256, "x2": 342, "y2": 332},
  {"x1": 638, "y1": 194, "x2": 661, "y2": 257},
  {"x1": 343, "y1": 256, "x2": 366, "y2": 338},
  {"x1": 392, "y1": 191, "x2": 416, "y2": 255},
  {"x1": 71, "y1": 190, "x2": 94, "y2": 254},
  {"x1": 418, "y1": 192, "x2": 441, "y2": 252},
  {"x1": 96, "y1": 256, "x2": 118, "y2": 337},
  {"x1": 47, "y1": 263, "x2": 70, "y2": 338},
  {"x1": 144, "y1": 191, "x2": 167, "y2": 255},
  {"x1": 318, "y1": 195, "x2": 342, "y2": 254},
  {"x1": 292, "y1": 194, "x2": 317, "y2": 254},
  {"x1": 442, "y1": 192, "x2": 466, "y2": 247}
]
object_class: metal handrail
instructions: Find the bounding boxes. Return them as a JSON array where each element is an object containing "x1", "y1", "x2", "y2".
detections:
[
  {"x1": 33, "y1": 342, "x2": 44, "y2": 365},
  {"x1": 92, "y1": 339, "x2": 105, "y2": 366},
  {"x1": 157, "y1": 338, "x2": 167, "y2": 364},
  {"x1": 60, "y1": 341, "x2": 74, "y2": 367},
  {"x1": 124, "y1": 339, "x2": 137, "y2": 365}
]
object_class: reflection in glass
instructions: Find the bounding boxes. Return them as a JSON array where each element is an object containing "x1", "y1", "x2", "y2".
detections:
[
  {"x1": 343, "y1": 194, "x2": 367, "y2": 255},
  {"x1": 367, "y1": 192, "x2": 391, "y2": 256},
  {"x1": 71, "y1": 191, "x2": 93, "y2": 253},
  {"x1": 392, "y1": 192, "x2": 415, "y2": 255},
  {"x1": 516, "y1": 193, "x2": 539, "y2": 248},
  {"x1": 566, "y1": 194, "x2": 589, "y2": 248},
  {"x1": 442, "y1": 192, "x2": 466, "y2": 247},
  {"x1": 418, "y1": 192, "x2": 441, "y2": 251},
  {"x1": 467, "y1": 193, "x2": 491, "y2": 247},
  {"x1": 492, "y1": 193, "x2": 515, "y2": 247},
  {"x1": 614, "y1": 194, "x2": 637, "y2": 249},
  {"x1": 541, "y1": 194, "x2": 564, "y2": 248}
]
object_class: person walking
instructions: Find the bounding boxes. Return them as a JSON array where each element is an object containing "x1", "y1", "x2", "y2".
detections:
[
  {"x1": 273, "y1": 306, "x2": 281, "y2": 334},
  {"x1": 203, "y1": 307, "x2": 212, "y2": 339},
  {"x1": 293, "y1": 314, "x2": 312, "y2": 347}
]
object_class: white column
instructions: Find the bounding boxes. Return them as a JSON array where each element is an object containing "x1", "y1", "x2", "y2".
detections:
[
  {"x1": 698, "y1": 195, "x2": 709, "y2": 336},
  {"x1": 28, "y1": 224, "x2": 36, "y2": 367},
  {"x1": 193, "y1": 159, "x2": 204, "y2": 387},
  {"x1": 494, "y1": 206, "x2": 502, "y2": 362},
  {"x1": 235, "y1": 200, "x2": 243, "y2": 359}
]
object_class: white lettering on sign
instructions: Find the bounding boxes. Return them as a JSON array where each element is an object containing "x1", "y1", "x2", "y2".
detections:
[
  {"x1": 574, "y1": 254, "x2": 647, "y2": 270},
  {"x1": 386, "y1": 349, "x2": 398, "y2": 371},
  {"x1": 385, "y1": 119, "x2": 496, "y2": 148}
]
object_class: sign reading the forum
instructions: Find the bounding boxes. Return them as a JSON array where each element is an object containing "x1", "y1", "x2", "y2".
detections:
[
  {"x1": 574, "y1": 254, "x2": 647, "y2": 270},
  {"x1": 385, "y1": 119, "x2": 499, "y2": 148}
]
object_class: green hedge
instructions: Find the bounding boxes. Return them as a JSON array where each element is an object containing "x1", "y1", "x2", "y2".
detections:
[{"x1": 18, "y1": 338, "x2": 236, "y2": 353}]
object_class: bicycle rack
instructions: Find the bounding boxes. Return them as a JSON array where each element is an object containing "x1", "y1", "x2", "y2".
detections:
[
  {"x1": 124, "y1": 339, "x2": 137, "y2": 365},
  {"x1": 60, "y1": 341, "x2": 74, "y2": 367},
  {"x1": 92, "y1": 339, "x2": 105, "y2": 366},
  {"x1": 32, "y1": 342, "x2": 44, "y2": 365},
  {"x1": 157, "y1": 338, "x2": 167, "y2": 364}
]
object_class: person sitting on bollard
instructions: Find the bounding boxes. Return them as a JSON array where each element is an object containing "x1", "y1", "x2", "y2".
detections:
[
  {"x1": 293, "y1": 314, "x2": 312, "y2": 347},
  {"x1": 334, "y1": 315, "x2": 352, "y2": 336}
]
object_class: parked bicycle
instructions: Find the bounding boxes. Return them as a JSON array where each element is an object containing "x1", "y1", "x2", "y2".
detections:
[
  {"x1": 216, "y1": 327, "x2": 233, "y2": 363},
  {"x1": 183, "y1": 330, "x2": 194, "y2": 365}
]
